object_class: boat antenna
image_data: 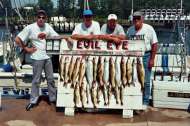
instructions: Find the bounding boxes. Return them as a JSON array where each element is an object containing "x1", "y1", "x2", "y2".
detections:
[
  {"x1": 131, "y1": 0, "x2": 134, "y2": 15},
  {"x1": 0, "y1": 0, "x2": 3, "y2": 8},
  {"x1": 180, "y1": 0, "x2": 183, "y2": 14},
  {"x1": 4, "y1": 5, "x2": 19, "y2": 90},
  {"x1": 84, "y1": 0, "x2": 90, "y2": 10},
  {"x1": 13, "y1": 0, "x2": 24, "y2": 21}
]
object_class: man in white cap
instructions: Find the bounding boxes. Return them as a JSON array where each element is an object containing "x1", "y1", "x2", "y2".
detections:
[
  {"x1": 127, "y1": 11, "x2": 158, "y2": 113},
  {"x1": 99, "y1": 14, "x2": 125, "y2": 43}
]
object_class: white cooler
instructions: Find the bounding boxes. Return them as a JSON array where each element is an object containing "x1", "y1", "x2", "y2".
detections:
[
  {"x1": 153, "y1": 80, "x2": 190, "y2": 109},
  {"x1": 0, "y1": 89, "x2": 1, "y2": 111}
]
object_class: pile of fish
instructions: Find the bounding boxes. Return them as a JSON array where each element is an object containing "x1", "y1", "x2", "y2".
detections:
[{"x1": 59, "y1": 55, "x2": 145, "y2": 108}]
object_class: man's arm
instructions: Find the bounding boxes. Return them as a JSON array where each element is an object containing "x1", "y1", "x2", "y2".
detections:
[
  {"x1": 15, "y1": 36, "x2": 37, "y2": 53},
  {"x1": 148, "y1": 43, "x2": 158, "y2": 69},
  {"x1": 110, "y1": 34, "x2": 126, "y2": 40},
  {"x1": 71, "y1": 34, "x2": 98, "y2": 41},
  {"x1": 98, "y1": 34, "x2": 125, "y2": 44}
]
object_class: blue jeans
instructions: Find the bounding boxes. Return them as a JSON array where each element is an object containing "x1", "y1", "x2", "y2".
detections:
[
  {"x1": 143, "y1": 52, "x2": 152, "y2": 105},
  {"x1": 188, "y1": 103, "x2": 190, "y2": 113}
]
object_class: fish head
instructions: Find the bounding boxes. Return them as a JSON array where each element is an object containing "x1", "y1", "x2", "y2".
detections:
[
  {"x1": 65, "y1": 57, "x2": 69, "y2": 61},
  {"x1": 109, "y1": 57, "x2": 114, "y2": 64},
  {"x1": 104, "y1": 57, "x2": 109, "y2": 62},
  {"x1": 121, "y1": 57, "x2": 125, "y2": 63},
  {"x1": 76, "y1": 57, "x2": 80, "y2": 62},
  {"x1": 136, "y1": 57, "x2": 141, "y2": 64}
]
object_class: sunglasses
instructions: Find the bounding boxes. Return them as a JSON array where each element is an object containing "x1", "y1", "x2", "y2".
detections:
[
  {"x1": 84, "y1": 15, "x2": 92, "y2": 18},
  {"x1": 38, "y1": 16, "x2": 46, "y2": 19},
  {"x1": 133, "y1": 16, "x2": 141, "y2": 20}
]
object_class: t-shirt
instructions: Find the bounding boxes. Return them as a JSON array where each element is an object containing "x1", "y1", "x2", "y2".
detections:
[
  {"x1": 17, "y1": 22, "x2": 59, "y2": 60},
  {"x1": 127, "y1": 23, "x2": 158, "y2": 51},
  {"x1": 72, "y1": 20, "x2": 100, "y2": 35},
  {"x1": 101, "y1": 24, "x2": 125, "y2": 35}
]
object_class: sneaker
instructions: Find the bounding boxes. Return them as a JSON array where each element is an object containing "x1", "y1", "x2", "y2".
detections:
[
  {"x1": 134, "y1": 110, "x2": 145, "y2": 115},
  {"x1": 26, "y1": 103, "x2": 37, "y2": 111},
  {"x1": 187, "y1": 104, "x2": 190, "y2": 113},
  {"x1": 147, "y1": 106, "x2": 158, "y2": 111},
  {"x1": 142, "y1": 105, "x2": 147, "y2": 110}
]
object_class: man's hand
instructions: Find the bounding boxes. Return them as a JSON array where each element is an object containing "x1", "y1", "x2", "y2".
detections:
[
  {"x1": 148, "y1": 43, "x2": 158, "y2": 69},
  {"x1": 38, "y1": 33, "x2": 46, "y2": 40},
  {"x1": 85, "y1": 35, "x2": 94, "y2": 40},
  {"x1": 112, "y1": 37, "x2": 122, "y2": 44},
  {"x1": 148, "y1": 58, "x2": 154, "y2": 70},
  {"x1": 24, "y1": 46, "x2": 37, "y2": 54}
]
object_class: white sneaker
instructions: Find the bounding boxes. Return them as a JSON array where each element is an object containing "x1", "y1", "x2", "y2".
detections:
[
  {"x1": 147, "y1": 106, "x2": 159, "y2": 111},
  {"x1": 142, "y1": 105, "x2": 147, "y2": 110}
]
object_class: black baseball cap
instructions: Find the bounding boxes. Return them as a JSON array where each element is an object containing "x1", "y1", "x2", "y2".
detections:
[{"x1": 37, "y1": 10, "x2": 47, "y2": 16}]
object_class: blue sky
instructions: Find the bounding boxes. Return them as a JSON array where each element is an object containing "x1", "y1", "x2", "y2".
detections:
[{"x1": 52, "y1": 0, "x2": 58, "y2": 8}]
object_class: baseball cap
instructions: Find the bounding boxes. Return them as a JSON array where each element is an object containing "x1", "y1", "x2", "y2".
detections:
[
  {"x1": 133, "y1": 11, "x2": 144, "y2": 17},
  {"x1": 108, "y1": 14, "x2": 117, "y2": 20},
  {"x1": 83, "y1": 9, "x2": 93, "y2": 16},
  {"x1": 37, "y1": 10, "x2": 47, "y2": 16}
]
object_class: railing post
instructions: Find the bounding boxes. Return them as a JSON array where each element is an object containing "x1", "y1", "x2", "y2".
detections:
[{"x1": 0, "y1": 87, "x2": 2, "y2": 111}]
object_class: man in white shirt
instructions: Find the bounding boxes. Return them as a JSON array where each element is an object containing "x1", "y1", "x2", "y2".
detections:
[
  {"x1": 127, "y1": 11, "x2": 158, "y2": 112},
  {"x1": 71, "y1": 9, "x2": 100, "y2": 40},
  {"x1": 15, "y1": 10, "x2": 59, "y2": 111},
  {"x1": 100, "y1": 14, "x2": 125, "y2": 43}
]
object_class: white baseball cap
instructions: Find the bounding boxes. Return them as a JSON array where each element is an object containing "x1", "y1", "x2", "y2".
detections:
[
  {"x1": 108, "y1": 14, "x2": 117, "y2": 20},
  {"x1": 133, "y1": 11, "x2": 144, "y2": 17}
]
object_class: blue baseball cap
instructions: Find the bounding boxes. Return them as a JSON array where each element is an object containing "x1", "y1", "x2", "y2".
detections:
[{"x1": 83, "y1": 9, "x2": 93, "y2": 16}]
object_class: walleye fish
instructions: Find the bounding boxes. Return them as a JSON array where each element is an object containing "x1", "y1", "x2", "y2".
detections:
[
  {"x1": 109, "y1": 57, "x2": 116, "y2": 88},
  {"x1": 78, "y1": 58, "x2": 86, "y2": 87},
  {"x1": 97, "y1": 56, "x2": 104, "y2": 104},
  {"x1": 71, "y1": 57, "x2": 81, "y2": 88},
  {"x1": 91, "y1": 57, "x2": 98, "y2": 107},
  {"x1": 59, "y1": 55, "x2": 64, "y2": 82},
  {"x1": 121, "y1": 56, "x2": 127, "y2": 87},
  {"x1": 86, "y1": 83, "x2": 90, "y2": 104},
  {"x1": 131, "y1": 58, "x2": 138, "y2": 86},
  {"x1": 97, "y1": 86, "x2": 102, "y2": 104},
  {"x1": 136, "y1": 57, "x2": 145, "y2": 92},
  {"x1": 86, "y1": 56, "x2": 93, "y2": 88},
  {"x1": 97, "y1": 56, "x2": 104, "y2": 87},
  {"x1": 85, "y1": 56, "x2": 93, "y2": 103},
  {"x1": 74, "y1": 83, "x2": 80, "y2": 107},
  {"x1": 68, "y1": 56, "x2": 76, "y2": 83},
  {"x1": 120, "y1": 85, "x2": 124, "y2": 105},
  {"x1": 108, "y1": 57, "x2": 116, "y2": 105},
  {"x1": 115, "y1": 86, "x2": 120, "y2": 104},
  {"x1": 107, "y1": 85, "x2": 112, "y2": 105},
  {"x1": 78, "y1": 58, "x2": 86, "y2": 107},
  {"x1": 126, "y1": 57, "x2": 132, "y2": 86},
  {"x1": 92, "y1": 57, "x2": 98, "y2": 85},
  {"x1": 102, "y1": 57, "x2": 109, "y2": 105},
  {"x1": 115, "y1": 57, "x2": 121, "y2": 104},
  {"x1": 91, "y1": 84, "x2": 98, "y2": 108},
  {"x1": 103, "y1": 57, "x2": 109, "y2": 86},
  {"x1": 64, "y1": 57, "x2": 70, "y2": 86},
  {"x1": 80, "y1": 82, "x2": 87, "y2": 108},
  {"x1": 115, "y1": 57, "x2": 121, "y2": 87}
]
